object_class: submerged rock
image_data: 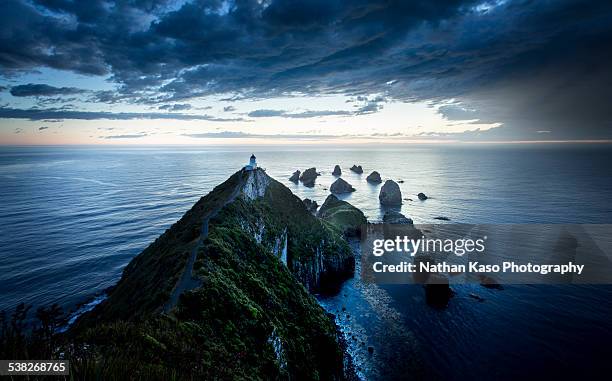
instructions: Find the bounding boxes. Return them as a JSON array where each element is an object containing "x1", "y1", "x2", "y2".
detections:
[
  {"x1": 379, "y1": 180, "x2": 402, "y2": 206},
  {"x1": 318, "y1": 194, "x2": 367, "y2": 237},
  {"x1": 289, "y1": 170, "x2": 300, "y2": 183},
  {"x1": 417, "y1": 192, "x2": 428, "y2": 201},
  {"x1": 332, "y1": 165, "x2": 342, "y2": 176},
  {"x1": 303, "y1": 198, "x2": 318, "y2": 214},
  {"x1": 330, "y1": 178, "x2": 356, "y2": 194},
  {"x1": 366, "y1": 171, "x2": 382, "y2": 184},
  {"x1": 383, "y1": 211, "x2": 413, "y2": 225},
  {"x1": 349, "y1": 165, "x2": 363, "y2": 174},
  {"x1": 433, "y1": 216, "x2": 450, "y2": 221},
  {"x1": 299, "y1": 167, "x2": 320, "y2": 187}
]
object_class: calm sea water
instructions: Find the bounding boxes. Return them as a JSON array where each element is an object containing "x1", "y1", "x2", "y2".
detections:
[{"x1": 1, "y1": 144, "x2": 612, "y2": 379}]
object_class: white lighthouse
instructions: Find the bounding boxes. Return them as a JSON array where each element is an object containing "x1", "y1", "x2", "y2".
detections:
[{"x1": 245, "y1": 153, "x2": 257, "y2": 171}]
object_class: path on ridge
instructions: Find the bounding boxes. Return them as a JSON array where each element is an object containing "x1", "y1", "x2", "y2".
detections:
[{"x1": 163, "y1": 174, "x2": 246, "y2": 313}]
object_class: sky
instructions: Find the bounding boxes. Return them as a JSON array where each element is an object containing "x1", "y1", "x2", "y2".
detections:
[{"x1": 0, "y1": 0, "x2": 611, "y2": 145}]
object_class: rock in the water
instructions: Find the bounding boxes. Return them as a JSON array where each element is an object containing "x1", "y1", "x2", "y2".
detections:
[
  {"x1": 379, "y1": 180, "x2": 402, "y2": 206},
  {"x1": 299, "y1": 167, "x2": 320, "y2": 187},
  {"x1": 366, "y1": 171, "x2": 382, "y2": 184},
  {"x1": 469, "y1": 293, "x2": 485, "y2": 302},
  {"x1": 332, "y1": 165, "x2": 342, "y2": 176},
  {"x1": 417, "y1": 192, "x2": 428, "y2": 200},
  {"x1": 433, "y1": 216, "x2": 450, "y2": 221},
  {"x1": 289, "y1": 170, "x2": 300, "y2": 183},
  {"x1": 330, "y1": 178, "x2": 355, "y2": 194},
  {"x1": 383, "y1": 211, "x2": 413, "y2": 224},
  {"x1": 478, "y1": 275, "x2": 504, "y2": 290},
  {"x1": 318, "y1": 194, "x2": 367, "y2": 237},
  {"x1": 349, "y1": 165, "x2": 363, "y2": 174},
  {"x1": 424, "y1": 274, "x2": 454, "y2": 308},
  {"x1": 303, "y1": 198, "x2": 318, "y2": 214}
]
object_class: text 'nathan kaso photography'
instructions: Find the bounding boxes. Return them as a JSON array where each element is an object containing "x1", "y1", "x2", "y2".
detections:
[{"x1": 1, "y1": 1, "x2": 612, "y2": 380}]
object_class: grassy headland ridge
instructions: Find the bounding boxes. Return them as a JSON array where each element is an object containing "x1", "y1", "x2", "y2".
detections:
[{"x1": 52, "y1": 168, "x2": 358, "y2": 379}]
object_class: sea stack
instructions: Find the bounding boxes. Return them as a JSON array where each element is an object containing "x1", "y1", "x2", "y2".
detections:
[
  {"x1": 379, "y1": 180, "x2": 402, "y2": 205},
  {"x1": 299, "y1": 167, "x2": 320, "y2": 187},
  {"x1": 366, "y1": 171, "x2": 382, "y2": 184},
  {"x1": 383, "y1": 210, "x2": 413, "y2": 224},
  {"x1": 418, "y1": 192, "x2": 428, "y2": 200},
  {"x1": 289, "y1": 170, "x2": 300, "y2": 183},
  {"x1": 330, "y1": 178, "x2": 356, "y2": 194},
  {"x1": 350, "y1": 165, "x2": 363, "y2": 174},
  {"x1": 332, "y1": 165, "x2": 342, "y2": 176}
]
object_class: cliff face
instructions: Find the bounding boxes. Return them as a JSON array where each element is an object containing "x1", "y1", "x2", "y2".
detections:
[{"x1": 73, "y1": 168, "x2": 354, "y2": 380}]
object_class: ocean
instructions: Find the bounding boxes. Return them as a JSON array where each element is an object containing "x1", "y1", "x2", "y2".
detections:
[{"x1": 1, "y1": 144, "x2": 612, "y2": 379}]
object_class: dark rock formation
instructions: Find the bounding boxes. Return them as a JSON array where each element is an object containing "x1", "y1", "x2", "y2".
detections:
[
  {"x1": 289, "y1": 170, "x2": 300, "y2": 183},
  {"x1": 479, "y1": 275, "x2": 504, "y2": 290},
  {"x1": 332, "y1": 165, "x2": 342, "y2": 176},
  {"x1": 349, "y1": 165, "x2": 363, "y2": 174},
  {"x1": 417, "y1": 192, "x2": 428, "y2": 200},
  {"x1": 379, "y1": 180, "x2": 402, "y2": 206},
  {"x1": 366, "y1": 171, "x2": 382, "y2": 184},
  {"x1": 303, "y1": 198, "x2": 318, "y2": 214},
  {"x1": 330, "y1": 178, "x2": 356, "y2": 194},
  {"x1": 433, "y1": 216, "x2": 450, "y2": 221},
  {"x1": 383, "y1": 211, "x2": 413, "y2": 225},
  {"x1": 424, "y1": 274, "x2": 455, "y2": 308},
  {"x1": 299, "y1": 167, "x2": 320, "y2": 187},
  {"x1": 318, "y1": 194, "x2": 367, "y2": 237}
]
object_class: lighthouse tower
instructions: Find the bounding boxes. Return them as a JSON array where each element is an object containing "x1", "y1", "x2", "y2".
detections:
[{"x1": 245, "y1": 154, "x2": 257, "y2": 171}]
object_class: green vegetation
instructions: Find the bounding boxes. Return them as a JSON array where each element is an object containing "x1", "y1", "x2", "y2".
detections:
[
  {"x1": 84, "y1": 170, "x2": 247, "y2": 321},
  {"x1": 317, "y1": 195, "x2": 367, "y2": 238}
]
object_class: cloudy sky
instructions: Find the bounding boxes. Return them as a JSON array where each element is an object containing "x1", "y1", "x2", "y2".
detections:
[{"x1": 1, "y1": 0, "x2": 611, "y2": 144}]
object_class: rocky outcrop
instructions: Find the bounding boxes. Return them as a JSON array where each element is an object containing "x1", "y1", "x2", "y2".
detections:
[
  {"x1": 366, "y1": 171, "x2": 382, "y2": 184},
  {"x1": 299, "y1": 167, "x2": 320, "y2": 187},
  {"x1": 289, "y1": 170, "x2": 300, "y2": 183},
  {"x1": 349, "y1": 165, "x2": 363, "y2": 174},
  {"x1": 418, "y1": 192, "x2": 428, "y2": 200},
  {"x1": 242, "y1": 167, "x2": 271, "y2": 200},
  {"x1": 318, "y1": 194, "x2": 367, "y2": 237},
  {"x1": 330, "y1": 178, "x2": 355, "y2": 194},
  {"x1": 332, "y1": 165, "x2": 341, "y2": 176},
  {"x1": 302, "y1": 198, "x2": 318, "y2": 214},
  {"x1": 424, "y1": 274, "x2": 454, "y2": 308},
  {"x1": 379, "y1": 180, "x2": 402, "y2": 206},
  {"x1": 383, "y1": 211, "x2": 413, "y2": 225}
]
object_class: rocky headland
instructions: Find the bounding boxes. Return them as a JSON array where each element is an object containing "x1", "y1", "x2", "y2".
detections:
[{"x1": 69, "y1": 168, "x2": 356, "y2": 380}]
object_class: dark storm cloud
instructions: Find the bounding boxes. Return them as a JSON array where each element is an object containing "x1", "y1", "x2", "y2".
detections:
[
  {"x1": 0, "y1": 107, "x2": 244, "y2": 121},
  {"x1": 10, "y1": 84, "x2": 86, "y2": 97},
  {"x1": 247, "y1": 109, "x2": 351, "y2": 118},
  {"x1": 158, "y1": 103, "x2": 192, "y2": 111},
  {"x1": 1, "y1": 0, "x2": 612, "y2": 138}
]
